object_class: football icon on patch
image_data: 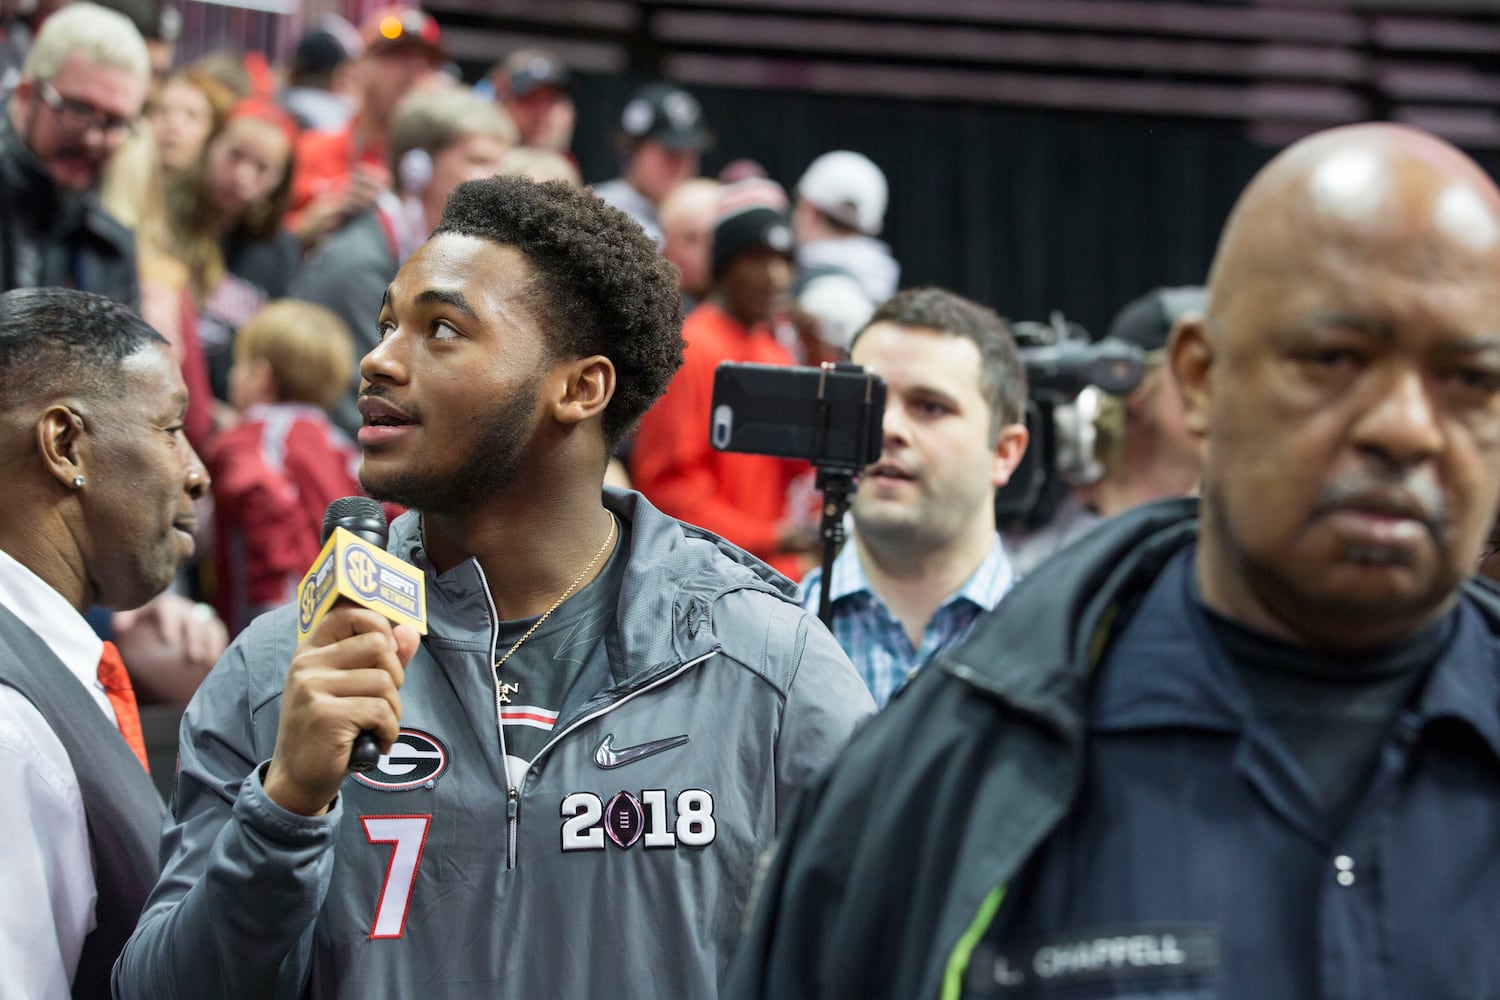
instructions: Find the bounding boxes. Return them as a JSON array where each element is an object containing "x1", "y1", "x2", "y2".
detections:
[
  {"x1": 351, "y1": 728, "x2": 449, "y2": 791},
  {"x1": 605, "y1": 790, "x2": 645, "y2": 848}
]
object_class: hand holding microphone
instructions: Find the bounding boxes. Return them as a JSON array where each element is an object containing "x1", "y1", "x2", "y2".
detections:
[{"x1": 263, "y1": 498, "x2": 426, "y2": 816}]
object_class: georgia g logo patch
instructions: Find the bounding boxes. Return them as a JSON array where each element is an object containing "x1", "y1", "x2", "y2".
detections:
[{"x1": 351, "y1": 728, "x2": 449, "y2": 791}]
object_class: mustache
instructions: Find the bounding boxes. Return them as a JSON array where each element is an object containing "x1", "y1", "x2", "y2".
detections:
[
  {"x1": 1312, "y1": 469, "x2": 1450, "y2": 537},
  {"x1": 56, "y1": 146, "x2": 106, "y2": 167},
  {"x1": 358, "y1": 384, "x2": 418, "y2": 419},
  {"x1": 359, "y1": 384, "x2": 393, "y2": 404}
]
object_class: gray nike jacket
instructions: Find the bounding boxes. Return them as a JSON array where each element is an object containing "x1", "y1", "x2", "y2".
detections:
[{"x1": 114, "y1": 489, "x2": 873, "y2": 999}]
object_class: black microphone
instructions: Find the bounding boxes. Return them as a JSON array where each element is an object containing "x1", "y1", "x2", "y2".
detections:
[{"x1": 322, "y1": 496, "x2": 388, "y2": 549}]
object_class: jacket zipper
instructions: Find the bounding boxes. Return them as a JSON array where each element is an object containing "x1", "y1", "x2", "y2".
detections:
[
  {"x1": 478, "y1": 576, "x2": 520, "y2": 870},
  {"x1": 498, "y1": 690, "x2": 519, "y2": 870}
]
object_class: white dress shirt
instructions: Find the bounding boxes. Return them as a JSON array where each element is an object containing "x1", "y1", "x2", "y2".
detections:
[{"x1": 0, "y1": 548, "x2": 112, "y2": 1000}]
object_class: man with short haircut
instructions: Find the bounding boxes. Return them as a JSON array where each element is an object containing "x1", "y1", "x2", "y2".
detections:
[
  {"x1": 631, "y1": 179, "x2": 820, "y2": 579},
  {"x1": 593, "y1": 81, "x2": 711, "y2": 246},
  {"x1": 0, "y1": 1, "x2": 151, "y2": 308},
  {"x1": 0, "y1": 287, "x2": 209, "y2": 998},
  {"x1": 659, "y1": 176, "x2": 719, "y2": 307},
  {"x1": 116, "y1": 176, "x2": 871, "y2": 999},
  {"x1": 727, "y1": 122, "x2": 1500, "y2": 1000},
  {"x1": 801, "y1": 288, "x2": 1028, "y2": 707}
]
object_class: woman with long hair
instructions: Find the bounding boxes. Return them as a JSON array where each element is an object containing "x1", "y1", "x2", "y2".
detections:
[
  {"x1": 147, "y1": 66, "x2": 235, "y2": 181},
  {"x1": 166, "y1": 96, "x2": 300, "y2": 402}
]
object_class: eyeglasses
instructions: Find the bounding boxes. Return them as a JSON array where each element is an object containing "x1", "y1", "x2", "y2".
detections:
[{"x1": 35, "y1": 80, "x2": 136, "y2": 138}]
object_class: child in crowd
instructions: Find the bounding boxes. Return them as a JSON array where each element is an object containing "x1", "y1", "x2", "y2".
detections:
[{"x1": 202, "y1": 299, "x2": 361, "y2": 635}]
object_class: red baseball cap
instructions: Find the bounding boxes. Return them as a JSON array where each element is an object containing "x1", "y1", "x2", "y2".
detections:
[{"x1": 360, "y1": 7, "x2": 445, "y2": 63}]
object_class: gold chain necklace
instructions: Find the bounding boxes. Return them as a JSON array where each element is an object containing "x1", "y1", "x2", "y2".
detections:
[{"x1": 494, "y1": 513, "x2": 617, "y2": 704}]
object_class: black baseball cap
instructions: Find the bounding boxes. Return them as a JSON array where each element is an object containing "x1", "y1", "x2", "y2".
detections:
[
  {"x1": 1105, "y1": 286, "x2": 1208, "y2": 352},
  {"x1": 619, "y1": 82, "x2": 712, "y2": 152},
  {"x1": 499, "y1": 48, "x2": 570, "y2": 98},
  {"x1": 291, "y1": 30, "x2": 353, "y2": 77}
]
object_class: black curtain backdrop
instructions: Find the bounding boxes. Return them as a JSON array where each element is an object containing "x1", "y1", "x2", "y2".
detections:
[
  {"x1": 563, "y1": 72, "x2": 1273, "y2": 337},
  {"x1": 550, "y1": 71, "x2": 1500, "y2": 338}
]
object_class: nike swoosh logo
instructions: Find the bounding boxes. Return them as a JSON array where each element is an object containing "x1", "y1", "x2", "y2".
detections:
[{"x1": 594, "y1": 733, "x2": 690, "y2": 769}]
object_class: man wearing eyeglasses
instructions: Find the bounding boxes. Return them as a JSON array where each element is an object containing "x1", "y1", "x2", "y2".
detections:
[{"x1": 0, "y1": 2, "x2": 150, "y2": 310}]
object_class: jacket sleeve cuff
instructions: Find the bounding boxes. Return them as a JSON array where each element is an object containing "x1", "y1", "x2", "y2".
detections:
[{"x1": 234, "y1": 761, "x2": 343, "y2": 847}]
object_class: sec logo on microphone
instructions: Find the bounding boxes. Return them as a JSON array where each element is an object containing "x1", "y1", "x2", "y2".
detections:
[
  {"x1": 297, "y1": 579, "x2": 318, "y2": 632},
  {"x1": 344, "y1": 546, "x2": 381, "y2": 597}
]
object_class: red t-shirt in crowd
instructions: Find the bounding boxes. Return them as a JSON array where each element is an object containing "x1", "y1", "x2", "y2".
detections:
[{"x1": 631, "y1": 302, "x2": 812, "y2": 578}]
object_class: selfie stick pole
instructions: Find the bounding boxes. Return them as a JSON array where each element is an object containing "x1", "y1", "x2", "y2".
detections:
[{"x1": 815, "y1": 466, "x2": 856, "y2": 630}]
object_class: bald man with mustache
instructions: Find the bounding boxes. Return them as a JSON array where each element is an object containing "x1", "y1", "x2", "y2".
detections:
[{"x1": 723, "y1": 123, "x2": 1500, "y2": 1000}]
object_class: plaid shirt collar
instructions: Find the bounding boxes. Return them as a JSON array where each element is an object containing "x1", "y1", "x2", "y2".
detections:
[{"x1": 825, "y1": 532, "x2": 1014, "y2": 614}]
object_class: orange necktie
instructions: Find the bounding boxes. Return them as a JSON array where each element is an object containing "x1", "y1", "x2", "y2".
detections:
[{"x1": 96, "y1": 640, "x2": 149, "y2": 773}]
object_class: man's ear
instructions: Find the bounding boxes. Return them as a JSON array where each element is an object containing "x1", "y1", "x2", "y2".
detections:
[
  {"x1": 551, "y1": 355, "x2": 616, "y2": 427},
  {"x1": 990, "y1": 421, "x2": 1030, "y2": 489},
  {"x1": 1167, "y1": 315, "x2": 1213, "y2": 438},
  {"x1": 36, "y1": 404, "x2": 88, "y2": 489}
]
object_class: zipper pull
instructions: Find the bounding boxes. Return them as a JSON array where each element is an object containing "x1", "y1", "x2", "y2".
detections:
[{"x1": 507, "y1": 787, "x2": 519, "y2": 821}]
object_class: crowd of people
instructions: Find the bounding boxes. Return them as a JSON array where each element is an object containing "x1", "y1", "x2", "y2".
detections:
[{"x1": 4, "y1": 1, "x2": 1500, "y2": 998}]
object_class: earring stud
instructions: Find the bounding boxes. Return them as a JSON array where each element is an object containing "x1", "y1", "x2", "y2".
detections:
[{"x1": 72, "y1": 475, "x2": 85, "y2": 488}]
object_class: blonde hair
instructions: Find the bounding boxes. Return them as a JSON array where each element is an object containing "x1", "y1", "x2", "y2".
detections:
[
  {"x1": 499, "y1": 146, "x2": 581, "y2": 186},
  {"x1": 234, "y1": 300, "x2": 355, "y2": 411},
  {"x1": 389, "y1": 87, "x2": 517, "y2": 185},
  {"x1": 1091, "y1": 349, "x2": 1165, "y2": 478},
  {"x1": 660, "y1": 177, "x2": 720, "y2": 226},
  {"x1": 22, "y1": 2, "x2": 150, "y2": 82},
  {"x1": 101, "y1": 128, "x2": 168, "y2": 253}
]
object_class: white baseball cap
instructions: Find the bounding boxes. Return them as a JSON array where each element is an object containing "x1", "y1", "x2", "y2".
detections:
[{"x1": 795, "y1": 150, "x2": 888, "y2": 236}]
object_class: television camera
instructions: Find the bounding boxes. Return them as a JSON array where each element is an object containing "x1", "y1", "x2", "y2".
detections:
[{"x1": 995, "y1": 311, "x2": 1147, "y2": 532}]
